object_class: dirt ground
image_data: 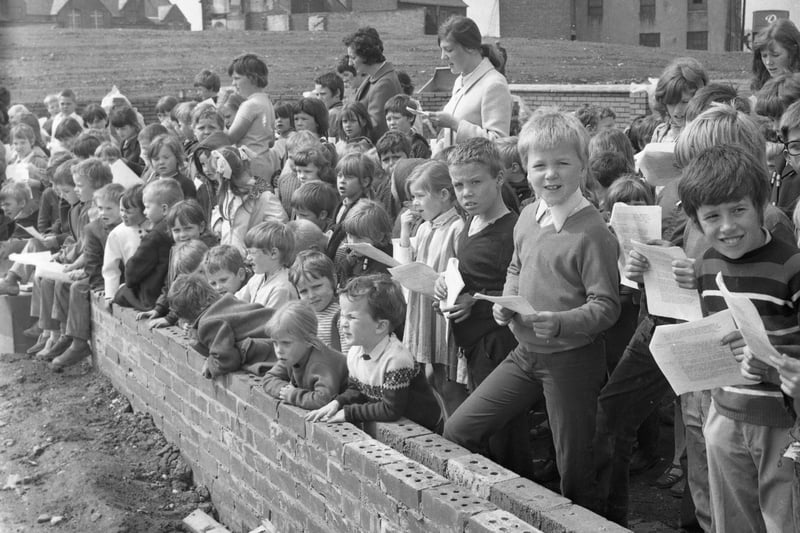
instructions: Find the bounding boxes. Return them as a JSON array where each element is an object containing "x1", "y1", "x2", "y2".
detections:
[
  {"x1": 0, "y1": 345, "x2": 684, "y2": 533},
  {"x1": 0, "y1": 350, "x2": 214, "y2": 533}
]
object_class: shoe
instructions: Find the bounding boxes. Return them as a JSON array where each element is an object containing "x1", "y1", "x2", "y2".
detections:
[
  {"x1": 670, "y1": 477, "x2": 686, "y2": 498},
  {"x1": 653, "y1": 464, "x2": 684, "y2": 489},
  {"x1": 26, "y1": 332, "x2": 50, "y2": 355},
  {"x1": 629, "y1": 450, "x2": 660, "y2": 475},
  {"x1": 23, "y1": 324, "x2": 42, "y2": 338},
  {"x1": 50, "y1": 342, "x2": 91, "y2": 371},
  {"x1": 37, "y1": 335, "x2": 72, "y2": 360},
  {"x1": 0, "y1": 278, "x2": 20, "y2": 296},
  {"x1": 531, "y1": 458, "x2": 559, "y2": 483}
]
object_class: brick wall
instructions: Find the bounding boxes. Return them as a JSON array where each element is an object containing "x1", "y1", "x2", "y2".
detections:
[
  {"x1": 500, "y1": 0, "x2": 572, "y2": 40},
  {"x1": 90, "y1": 295, "x2": 628, "y2": 533},
  {"x1": 291, "y1": 8, "x2": 425, "y2": 36}
]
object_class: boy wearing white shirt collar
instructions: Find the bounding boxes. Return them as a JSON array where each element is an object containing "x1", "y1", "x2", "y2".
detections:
[{"x1": 444, "y1": 108, "x2": 620, "y2": 512}]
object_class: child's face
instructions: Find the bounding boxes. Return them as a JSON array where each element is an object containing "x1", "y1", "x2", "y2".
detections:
[
  {"x1": 142, "y1": 194, "x2": 168, "y2": 224},
  {"x1": 293, "y1": 207, "x2": 326, "y2": 230},
  {"x1": 120, "y1": 200, "x2": 146, "y2": 227},
  {"x1": 12, "y1": 137, "x2": 32, "y2": 158},
  {"x1": 296, "y1": 275, "x2": 335, "y2": 312},
  {"x1": 171, "y1": 221, "x2": 204, "y2": 243},
  {"x1": 153, "y1": 146, "x2": 179, "y2": 177},
  {"x1": 337, "y1": 173, "x2": 366, "y2": 202},
  {"x1": 526, "y1": 144, "x2": 585, "y2": 207},
  {"x1": 294, "y1": 111, "x2": 317, "y2": 134},
  {"x1": 294, "y1": 162, "x2": 321, "y2": 184},
  {"x1": 195, "y1": 86, "x2": 216, "y2": 101},
  {"x1": 115, "y1": 124, "x2": 137, "y2": 141},
  {"x1": 198, "y1": 152, "x2": 217, "y2": 181},
  {"x1": 206, "y1": 267, "x2": 245, "y2": 295},
  {"x1": 47, "y1": 100, "x2": 60, "y2": 117},
  {"x1": 598, "y1": 117, "x2": 615, "y2": 131},
  {"x1": 99, "y1": 152, "x2": 118, "y2": 166},
  {"x1": 157, "y1": 112, "x2": 171, "y2": 124},
  {"x1": 139, "y1": 141, "x2": 151, "y2": 166},
  {"x1": 339, "y1": 294, "x2": 385, "y2": 350},
  {"x1": 665, "y1": 89, "x2": 695, "y2": 131},
  {"x1": 314, "y1": 84, "x2": 340, "y2": 109},
  {"x1": 246, "y1": 247, "x2": 282, "y2": 275},
  {"x1": 379, "y1": 151, "x2": 406, "y2": 177},
  {"x1": 385, "y1": 112, "x2": 413, "y2": 134},
  {"x1": 0, "y1": 197, "x2": 23, "y2": 219},
  {"x1": 220, "y1": 107, "x2": 235, "y2": 130},
  {"x1": 59, "y1": 96, "x2": 75, "y2": 115},
  {"x1": 87, "y1": 117, "x2": 107, "y2": 130},
  {"x1": 340, "y1": 116, "x2": 363, "y2": 140},
  {"x1": 275, "y1": 116, "x2": 292, "y2": 136},
  {"x1": 272, "y1": 334, "x2": 311, "y2": 367},
  {"x1": 95, "y1": 196, "x2": 122, "y2": 226},
  {"x1": 55, "y1": 184, "x2": 79, "y2": 205},
  {"x1": 696, "y1": 198, "x2": 764, "y2": 260},
  {"x1": 72, "y1": 172, "x2": 95, "y2": 203},
  {"x1": 193, "y1": 118, "x2": 221, "y2": 143},
  {"x1": 450, "y1": 163, "x2": 502, "y2": 217},
  {"x1": 410, "y1": 180, "x2": 448, "y2": 222},
  {"x1": 783, "y1": 127, "x2": 800, "y2": 173},
  {"x1": 179, "y1": 121, "x2": 194, "y2": 141},
  {"x1": 501, "y1": 163, "x2": 527, "y2": 184}
]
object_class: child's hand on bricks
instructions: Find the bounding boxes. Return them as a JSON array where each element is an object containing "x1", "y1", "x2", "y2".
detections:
[
  {"x1": 306, "y1": 399, "x2": 340, "y2": 422},
  {"x1": 327, "y1": 409, "x2": 345, "y2": 423},
  {"x1": 148, "y1": 317, "x2": 170, "y2": 329},
  {"x1": 770, "y1": 353, "x2": 800, "y2": 397},
  {"x1": 201, "y1": 360, "x2": 212, "y2": 379},
  {"x1": 279, "y1": 383, "x2": 295, "y2": 401},
  {"x1": 671, "y1": 257, "x2": 697, "y2": 290},
  {"x1": 492, "y1": 303, "x2": 515, "y2": 326},
  {"x1": 136, "y1": 309, "x2": 159, "y2": 321}
]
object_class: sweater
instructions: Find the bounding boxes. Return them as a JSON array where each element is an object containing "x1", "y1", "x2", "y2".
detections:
[
  {"x1": 193, "y1": 294, "x2": 275, "y2": 377},
  {"x1": 336, "y1": 334, "x2": 441, "y2": 431},
  {"x1": 353, "y1": 61, "x2": 403, "y2": 141},
  {"x1": 697, "y1": 234, "x2": 800, "y2": 428},
  {"x1": 82, "y1": 217, "x2": 118, "y2": 290},
  {"x1": 263, "y1": 344, "x2": 349, "y2": 409},
  {"x1": 505, "y1": 201, "x2": 620, "y2": 353},
  {"x1": 235, "y1": 267, "x2": 298, "y2": 308},
  {"x1": 122, "y1": 219, "x2": 173, "y2": 310}
]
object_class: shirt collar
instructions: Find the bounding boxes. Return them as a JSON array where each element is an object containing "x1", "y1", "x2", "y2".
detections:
[
  {"x1": 535, "y1": 189, "x2": 588, "y2": 232},
  {"x1": 430, "y1": 207, "x2": 459, "y2": 229},
  {"x1": 358, "y1": 334, "x2": 391, "y2": 361}
]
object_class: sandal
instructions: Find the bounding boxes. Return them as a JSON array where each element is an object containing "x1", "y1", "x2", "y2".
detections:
[{"x1": 653, "y1": 464, "x2": 684, "y2": 489}]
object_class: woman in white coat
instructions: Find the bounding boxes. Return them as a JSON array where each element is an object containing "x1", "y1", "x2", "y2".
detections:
[{"x1": 430, "y1": 16, "x2": 512, "y2": 153}]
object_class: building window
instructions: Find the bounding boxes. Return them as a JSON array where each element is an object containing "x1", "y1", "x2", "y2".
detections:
[
  {"x1": 588, "y1": 0, "x2": 602, "y2": 19},
  {"x1": 688, "y1": 0, "x2": 706, "y2": 12},
  {"x1": 687, "y1": 31, "x2": 708, "y2": 50},
  {"x1": 639, "y1": 33, "x2": 660, "y2": 47},
  {"x1": 640, "y1": 0, "x2": 655, "y2": 24}
]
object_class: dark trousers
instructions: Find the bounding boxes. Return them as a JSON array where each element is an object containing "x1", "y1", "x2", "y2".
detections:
[
  {"x1": 594, "y1": 314, "x2": 671, "y2": 526},
  {"x1": 444, "y1": 338, "x2": 606, "y2": 511}
]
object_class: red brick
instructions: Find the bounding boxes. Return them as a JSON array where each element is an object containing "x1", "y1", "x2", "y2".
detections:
[
  {"x1": 362, "y1": 480, "x2": 398, "y2": 521},
  {"x1": 447, "y1": 453, "x2": 520, "y2": 499},
  {"x1": 250, "y1": 389, "x2": 280, "y2": 420},
  {"x1": 343, "y1": 439, "x2": 406, "y2": 481},
  {"x1": 466, "y1": 509, "x2": 544, "y2": 533},
  {"x1": 276, "y1": 403, "x2": 307, "y2": 439},
  {"x1": 378, "y1": 459, "x2": 449, "y2": 511},
  {"x1": 489, "y1": 477, "x2": 571, "y2": 529},
  {"x1": 328, "y1": 459, "x2": 363, "y2": 499},
  {"x1": 420, "y1": 484, "x2": 496, "y2": 533},
  {"x1": 308, "y1": 420, "x2": 369, "y2": 456},
  {"x1": 280, "y1": 451, "x2": 311, "y2": 486},
  {"x1": 370, "y1": 418, "x2": 432, "y2": 451},
  {"x1": 404, "y1": 433, "x2": 472, "y2": 476},
  {"x1": 539, "y1": 504, "x2": 629, "y2": 533}
]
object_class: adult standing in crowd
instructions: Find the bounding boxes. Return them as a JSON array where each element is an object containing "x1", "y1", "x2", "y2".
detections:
[
  {"x1": 226, "y1": 53, "x2": 277, "y2": 181},
  {"x1": 343, "y1": 27, "x2": 403, "y2": 142},
  {"x1": 429, "y1": 16, "x2": 512, "y2": 154},
  {"x1": 750, "y1": 18, "x2": 800, "y2": 94}
]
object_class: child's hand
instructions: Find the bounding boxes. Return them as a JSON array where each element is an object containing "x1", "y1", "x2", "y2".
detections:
[
  {"x1": 327, "y1": 409, "x2": 346, "y2": 423},
  {"x1": 201, "y1": 360, "x2": 212, "y2": 379},
  {"x1": 492, "y1": 303, "x2": 515, "y2": 326},
  {"x1": 148, "y1": 317, "x2": 170, "y2": 329},
  {"x1": 399, "y1": 209, "x2": 419, "y2": 230},
  {"x1": 721, "y1": 330, "x2": 746, "y2": 359},
  {"x1": 67, "y1": 268, "x2": 87, "y2": 281},
  {"x1": 429, "y1": 111, "x2": 458, "y2": 131},
  {"x1": 671, "y1": 258, "x2": 696, "y2": 290},
  {"x1": 524, "y1": 311, "x2": 561, "y2": 339},
  {"x1": 770, "y1": 353, "x2": 800, "y2": 397},
  {"x1": 40, "y1": 235, "x2": 59, "y2": 249},
  {"x1": 136, "y1": 309, "x2": 159, "y2": 321},
  {"x1": 433, "y1": 275, "x2": 447, "y2": 302},
  {"x1": 440, "y1": 293, "x2": 475, "y2": 323},
  {"x1": 279, "y1": 384, "x2": 295, "y2": 401},
  {"x1": 736, "y1": 346, "x2": 773, "y2": 382},
  {"x1": 63, "y1": 261, "x2": 80, "y2": 272},
  {"x1": 623, "y1": 250, "x2": 649, "y2": 284},
  {"x1": 305, "y1": 399, "x2": 340, "y2": 422}
]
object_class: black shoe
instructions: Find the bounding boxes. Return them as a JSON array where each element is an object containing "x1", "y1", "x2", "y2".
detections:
[
  {"x1": 531, "y1": 458, "x2": 559, "y2": 483},
  {"x1": 630, "y1": 450, "x2": 660, "y2": 475}
]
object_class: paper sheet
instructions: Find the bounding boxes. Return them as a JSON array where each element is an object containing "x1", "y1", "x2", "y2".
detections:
[
  {"x1": 9, "y1": 251, "x2": 54, "y2": 265},
  {"x1": 473, "y1": 294, "x2": 536, "y2": 316},
  {"x1": 631, "y1": 241, "x2": 702, "y2": 321},
  {"x1": 34, "y1": 262, "x2": 71, "y2": 283},
  {"x1": 635, "y1": 142, "x2": 681, "y2": 186},
  {"x1": 345, "y1": 242, "x2": 400, "y2": 267},
  {"x1": 609, "y1": 203, "x2": 662, "y2": 289},
  {"x1": 444, "y1": 258, "x2": 464, "y2": 308},
  {"x1": 715, "y1": 272, "x2": 781, "y2": 366},
  {"x1": 649, "y1": 309, "x2": 750, "y2": 395},
  {"x1": 19, "y1": 226, "x2": 45, "y2": 241},
  {"x1": 110, "y1": 159, "x2": 144, "y2": 189},
  {"x1": 5, "y1": 163, "x2": 29, "y2": 183},
  {"x1": 388, "y1": 262, "x2": 438, "y2": 297}
]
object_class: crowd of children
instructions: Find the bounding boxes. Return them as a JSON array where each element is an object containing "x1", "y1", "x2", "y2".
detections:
[{"x1": 3, "y1": 16, "x2": 800, "y2": 532}]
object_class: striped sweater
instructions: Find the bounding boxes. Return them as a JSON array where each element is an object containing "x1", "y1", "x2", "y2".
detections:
[{"x1": 697, "y1": 233, "x2": 800, "y2": 427}]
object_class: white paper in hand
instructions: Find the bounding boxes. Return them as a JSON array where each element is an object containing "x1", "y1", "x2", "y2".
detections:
[
  {"x1": 715, "y1": 272, "x2": 780, "y2": 366},
  {"x1": 110, "y1": 159, "x2": 144, "y2": 189},
  {"x1": 346, "y1": 242, "x2": 401, "y2": 267},
  {"x1": 19, "y1": 226, "x2": 46, "y2": 241},
  {"x1": 473, "y1": 294, "x2": 536, "y2": 316},
  {"x1": 388, "y1": 262, "x2": 438, "y2": 297},
  {"x1": 609, "y1": 203, "x2": 661, "y2": 289},
  {"x1": 5, "y1": 164, "x2": 29, "y2": 183},
  {"x1": 631, "y1": 240, "x2": 702, "y2": 321},
  {"x1": 444, "y1": 258, "x2": 464, "y2": 308},
  {"x1": 635, "y1": 142, "x2": 681, "y2": 186}
]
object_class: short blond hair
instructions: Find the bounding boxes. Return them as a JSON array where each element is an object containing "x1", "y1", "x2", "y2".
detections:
[
  {"x1": 518, "y1": 107, "x2": 590, "y2": 169},
  {"x1": 265, "y1": 300, "x2": 320, "y2": 346}
]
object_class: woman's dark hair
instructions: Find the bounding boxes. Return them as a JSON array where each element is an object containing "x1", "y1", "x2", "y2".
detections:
[
  {"x1": 294, "y1": 97, "x2": 329, "y2": 137},
  {"x1": 227, "y1": 53, "x2": 269, "y2": 88},
  {"x1": 437, "y1": 15, "x2": 505, "y2": 73},
  {"x1": 396, "y1": 71, "x2": 414, "y2": 96},
  {"x1": 751, "y1": 19, "x2": 800, "y2": 92},
  {"x1": 109, "y1": 106, "x2": 140, "y2": 129},
  {"x1": 82, "y1": 103, "x2": 107, "y2": 126},
  {"x1": 343, "y1": 27, "x2": 385, "y2": 65},
  {"x1": 54, "y1": 116, "x2": 83, "y2": 141}
]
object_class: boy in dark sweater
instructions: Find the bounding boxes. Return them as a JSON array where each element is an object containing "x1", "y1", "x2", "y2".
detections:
[
  {"x1": 306, "y1": 274, "x2": 441, "y2": 432},
  {"x1": 114, "y1": 178, "x2": 183, "y2": 311},
  {"x1": 168, "y1": 274, "x2": 275, "y2": 379},
  {"x1": 679, "y1": 145, "x2": 799, "y2": 532}
]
